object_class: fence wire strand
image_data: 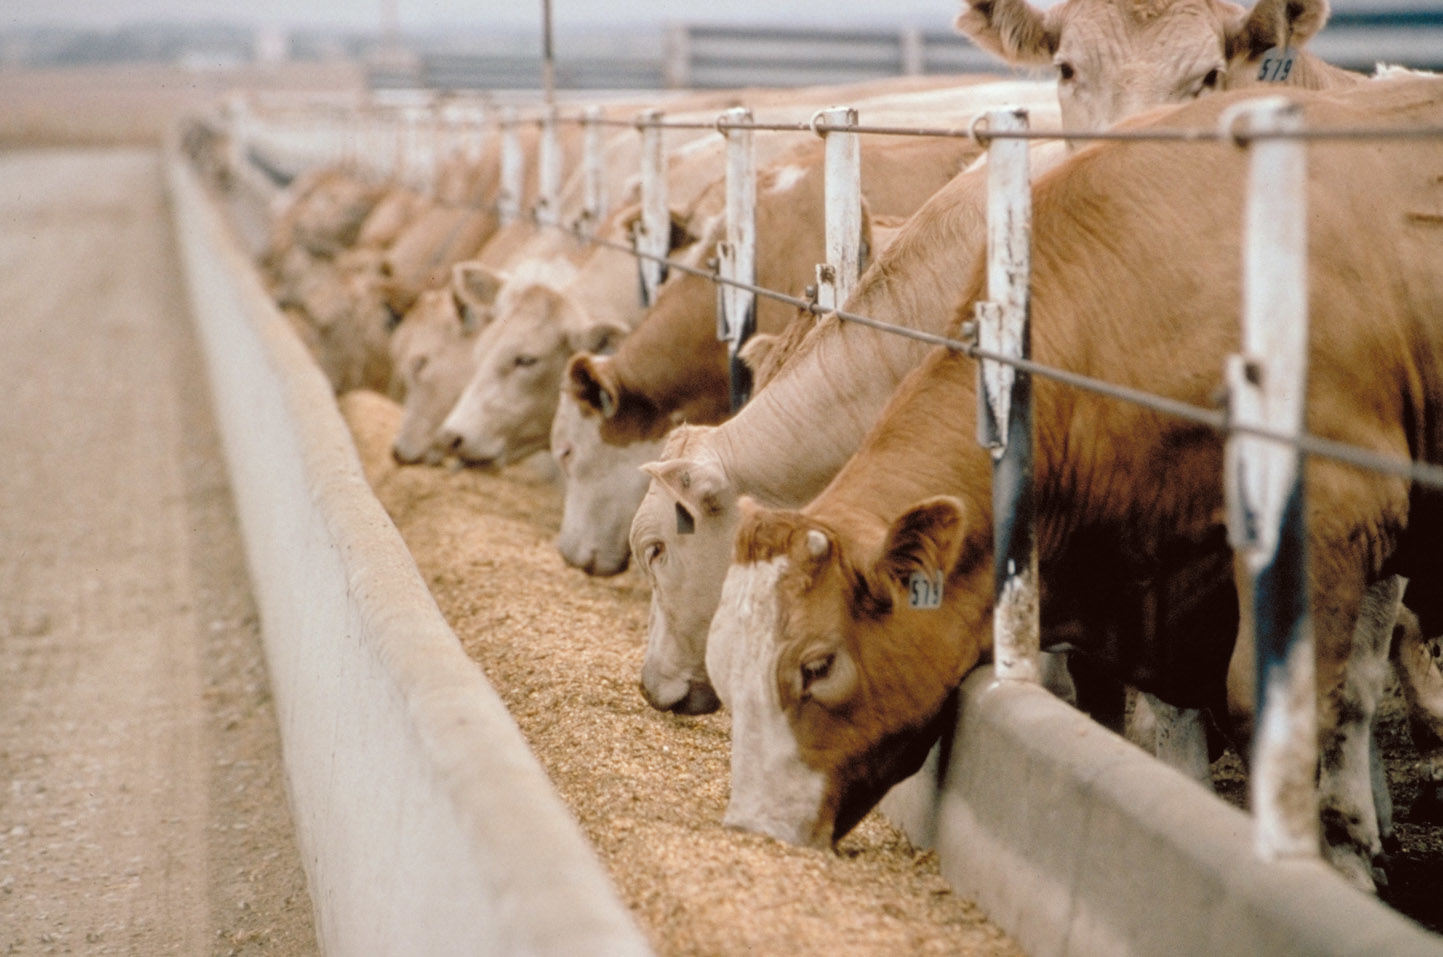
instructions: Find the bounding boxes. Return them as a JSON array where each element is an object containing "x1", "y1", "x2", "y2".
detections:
[{"x1": 244, "y1": 101, "x2": 1443, "y2": 493}]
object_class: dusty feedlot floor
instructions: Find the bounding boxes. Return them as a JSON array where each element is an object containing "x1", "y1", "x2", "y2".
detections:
[
  {"x1": 339, "y1": 391, "x2": 1023, "y2": 956},
  {"x1": 0, "y1": 149, "x2": 316, "y2": 955}
]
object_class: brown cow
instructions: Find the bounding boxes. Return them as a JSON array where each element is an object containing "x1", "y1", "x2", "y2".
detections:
[{"x1": 706, "y1": 77, "x2": 1443, "y2": 892}]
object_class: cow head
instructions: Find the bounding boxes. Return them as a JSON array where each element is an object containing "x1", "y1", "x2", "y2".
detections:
[
  {"x1": 551, "y1": 390, "x2": 666, "y2": 576},
  {"x1": 956, "y1": 0, "x2": 1333, "y2": 133},
  {"x1": 630, "y1": 426, "x2": 738, "y2": 714},
  {"x1": 389, "y1": 262, "x2": 505, "y2": 465},
  {"x1": 439, "y1": 282, "x2": 627, "y2": 469},
  {"x1": 707, "y1": 496, "x2": 991, "y2": 846}
]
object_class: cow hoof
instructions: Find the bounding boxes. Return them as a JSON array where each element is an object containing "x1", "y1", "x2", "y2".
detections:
[{"x1": 1324, "y1": 846, "x2": 1379, "y2": 895}]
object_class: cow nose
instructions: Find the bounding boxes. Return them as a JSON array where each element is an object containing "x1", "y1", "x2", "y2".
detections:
[
  {"x1": 434, "y1": 429, "x2": 463, "y2": 457},
  {"x1": 673, "y1": 681, "x2": 720, "y2": 715}
]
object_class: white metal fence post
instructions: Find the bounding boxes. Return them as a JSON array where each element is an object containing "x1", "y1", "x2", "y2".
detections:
[
  {"x1": 536, "y1": 106, "x2": 560, "y2": 225},
  {"x1": 580, "y1": 105, "x2": 606, "y2": 236},
  {"x1": 1222, "y1": 97, "x2": 1317, "y2": 862},
  {"x1": 226, "y1": 94, "x2": 248, "y2": 181},
  {"x1": 635, "y1": 109, "x2": 668, "y2": 305},
  {"x1": 498, "y1": 108, "x2": 523, "y2": 226},
  {"x1": 718, "y1": 106, "x2": 757, "y2": 410},
  {"x1": 816, "y1": 106, "x2": 862, "y2": 314},
  {"x1": 974, "y1": 106, "x2": 1040, "y2": 684}
]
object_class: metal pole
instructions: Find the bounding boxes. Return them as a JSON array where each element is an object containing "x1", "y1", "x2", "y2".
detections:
[
  {"x1": 635, "y1": 109, "x2": 668, "y2": 305},
  {"x1": 498, "y1": 108, "x2": 523, "y2": 225},
  {"x1": 718, "y1": 106, "x2": 757, "y2": 411},
  {"x1": 1223, "y1": 97, "x2": 1316, "y2": 862},
  {"x1": 536, "y1": 106, "x2": 560, "y2": 225},
  {"x1": 541, "y1": 0, "x2": 556, "y2": 109},
  {"x1": 974, "y1": 106, "x2": 1040, "y2": 684},
  {"x1": 580, "y1": 105, "x2": 606, "y2": 236},
  {"x1": 816, "y1": 105, "x2": 862, "y2": 313}
]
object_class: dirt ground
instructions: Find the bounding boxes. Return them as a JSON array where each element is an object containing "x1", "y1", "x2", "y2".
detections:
[{"x1": 0, "y1": 149, "x2": 316, "y2": 955}]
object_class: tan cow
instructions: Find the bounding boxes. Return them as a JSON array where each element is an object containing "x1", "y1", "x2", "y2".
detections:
[
  {"x1": 706, "y1": 78, "x2": 1443, "y2": 891},
  {"x1": 426, "y1": 80, "x2": 1047, "y2": 479},
  {"x1": 550, "y1": 81, "x2": 1067, "y2": 576},
  {"x1": 552, "y1": 129, "x2": 993, "y2": 575},
  {"x1": 955, "y1": 0, "x2": 1360, "y2": 133},
  {"x1": 389, "y1": 262, "x2": 518, "y2": 464}
]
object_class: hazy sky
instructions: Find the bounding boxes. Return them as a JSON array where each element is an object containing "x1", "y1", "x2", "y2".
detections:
[{"x1": 5, "y1": 0, "x2": 978, "y2": 32}]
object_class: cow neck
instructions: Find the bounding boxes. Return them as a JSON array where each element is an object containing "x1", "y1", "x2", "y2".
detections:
[
  {"x1": 609, "y1": 270, "x2": 732, "y2": 429},
  {"x1": 712, "y1": 168, "x2": 996, "y2": 508},
  {"x1": 808, "y1": 345, "x2": 995, "y2": 557}
]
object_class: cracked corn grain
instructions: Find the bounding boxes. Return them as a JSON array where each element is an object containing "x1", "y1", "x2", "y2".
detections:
[{"x1": 339, "y1": 390, "x2": 1023, "y2": 957}]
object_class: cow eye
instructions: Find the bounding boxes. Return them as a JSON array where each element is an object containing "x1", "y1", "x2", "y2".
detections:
[
  {"x1": 801, "y1": 653, "x2": 834, "y2": 690},
  {"x1": 642, "y1": 541, "x2": 664, "y2": 566},
  {"x1": 410, "y1": 355, "x2": 429, "y2": 379},
  {"x1": 1056, "y1": 60, "x2": 1076, "y2": 83},
  {"x1": 514, "y1": 354, "x2": 538, "y2": 368}
]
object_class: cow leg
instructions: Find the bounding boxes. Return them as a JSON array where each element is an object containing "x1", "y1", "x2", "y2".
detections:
[
  {"x1": 1144, "y1": 694, "x2": 1212, "y2": 785},
  {"x1": 1316, "y1": 576, "x2": 1401, "y2": 891},
  {"x1": 1224, "y1": 547, "x2": 1394, "y2": 892},
  {"x1": 1390, "y1": 601, "x2": 1443, "y2": 820},
  {"x1": 1039, "y1": 650, "x2": 1078, "y2": 707}
]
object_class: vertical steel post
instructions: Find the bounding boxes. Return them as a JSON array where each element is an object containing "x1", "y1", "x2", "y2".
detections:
[
  {"x1": 816, "y1": 106, "x2": 862, "y2": 314},
  {"x1": 536, "y1": 106, "x2": 560, "y2": 225},
  {"x1": 1223, "y1": 97, "x2": 1316, "y2": 861},
  {"x1": 226, "y1": 94, "x2": 248, "y2": 181},
  {"x1": 580, "y1": 106, "x2": 606, "y2": 236},
  {"x1": 635, "y1": 109, "x2": 668, "y2": 306},
  {"x1": 974, "y1": 107, "x2": 1040, "y2": 684},
  {"x1": 498, "y1": 108, "x2": 523, "y2": 225},
  {"x1": 718, "y1": 106, "x2": 757, "y2": 411}
]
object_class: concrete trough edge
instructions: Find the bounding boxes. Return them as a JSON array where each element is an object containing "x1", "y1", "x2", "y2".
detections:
[
  {"x1": 164, "y1": 149, "x2": 653, "y2": 957},
  {"x1": 882, "y1": 668, "x2": 1442, "y2": 956}
]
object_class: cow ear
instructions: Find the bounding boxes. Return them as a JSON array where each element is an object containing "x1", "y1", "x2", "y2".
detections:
[
  {"x1": 1227, "y1": 0, "x2": 1330, "y2": 60},
  {"x1": 954, "y1": 0, "x2": 1060, "y2": 67},
  {"x1": 566, "y1": 353, "x2": 622, "y2": 419},
  {"x1": 639, "y1": 455, "x2": 728, "y2": 519},
  {"x1": 451, "y1": 262, "x2": 506, "y2": 332},
  {"x1": 668, "y1": 209, "x2": 699, "y2": 252},
  {"x1": 622, "y1": 205, "x2": 697, "y2": 252},
  {"x1": 878, "y1": 496, "x2": 971, "y2": 594},
  {"x1": 567, "y1": 320, "x2": 628, "y2": 356},
  {"x1": 737, "y1": 332, "x2": 779, "y2": 376}
]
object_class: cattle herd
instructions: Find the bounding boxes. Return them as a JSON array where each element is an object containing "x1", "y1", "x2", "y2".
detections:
[{"x1": 240, "y1": 0, "x2": 1443, "y2": 920}]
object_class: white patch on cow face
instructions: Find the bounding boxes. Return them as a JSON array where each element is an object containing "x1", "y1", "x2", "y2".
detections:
[
  {"x1": 765, "y1": 164, "x2": 808, "y2": 196},
  {"x1": 709, "y1": 558, "x2": 828, "y2": 845},
  {"x1": 634, "y1": 454, "x2": 736, "y2": 711},
  {"x1": 551, "y1": 393, "x2": 663, "y2": 575}
]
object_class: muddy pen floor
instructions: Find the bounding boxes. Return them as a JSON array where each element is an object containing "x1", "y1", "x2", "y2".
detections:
[{"x1": 338, "y1": 388, "x2": 1443, "y2": 950}]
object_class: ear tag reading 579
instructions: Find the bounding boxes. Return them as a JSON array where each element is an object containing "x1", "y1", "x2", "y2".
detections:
[
  {"x1": 908, "y1": 571, "x2": 943, "y2": 610},
  {"x1": 1257, "y1": 46, "x2": 1295, "y2": 83}
]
